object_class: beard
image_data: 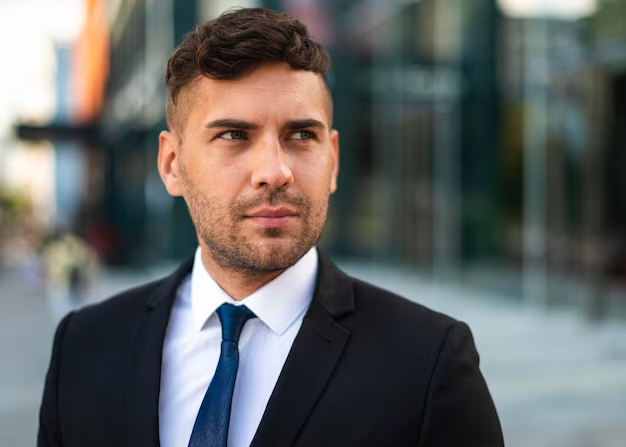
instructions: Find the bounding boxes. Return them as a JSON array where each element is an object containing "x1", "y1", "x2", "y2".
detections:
[{"x1": 181, "y1": 170, "x2": 329, "y2": 274}]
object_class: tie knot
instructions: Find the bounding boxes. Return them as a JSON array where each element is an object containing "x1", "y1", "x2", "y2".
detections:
[{"x1": 216, "y1": 303, "x2": 256, "y2": 343}]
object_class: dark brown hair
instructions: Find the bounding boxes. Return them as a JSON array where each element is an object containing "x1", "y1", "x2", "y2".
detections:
[{"x1": 165, "y1": 8, "x2": 332, "y2": 131}]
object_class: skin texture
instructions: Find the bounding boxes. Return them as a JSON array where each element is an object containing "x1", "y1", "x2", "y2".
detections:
[{"x1": 158, "y1": 63, "x2": 339, "y2": 300}]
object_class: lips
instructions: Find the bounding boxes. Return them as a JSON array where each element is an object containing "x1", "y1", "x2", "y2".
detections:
[
  {"x1": 247, "y1": 207, "x2": 296, "y2": 218},
  {"x1": 245, "y1": 207, "x2": 297, "y2": 228}
]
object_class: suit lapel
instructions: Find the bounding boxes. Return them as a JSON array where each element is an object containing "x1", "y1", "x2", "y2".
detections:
[
  {"x1": 251, "y1": 252, "x2": 355, "y2": 447},
  {"x1": 125, "y1": 258, "x2": 193, "y2": 446}
]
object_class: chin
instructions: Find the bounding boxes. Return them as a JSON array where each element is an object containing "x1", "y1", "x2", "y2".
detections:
[
  {"x1": 251, "y1": 238, "x2": 311, "y2": 267},
  {"x1": 201, "y1": 225, "x2": 319, "y2": 273}
]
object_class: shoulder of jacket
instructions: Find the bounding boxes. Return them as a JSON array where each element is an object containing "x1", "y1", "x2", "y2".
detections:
[
  {"x1": 349, "y1": 275, "x2": 458, "y2": 331},
  {"x1": 68, "y1": 276, "x2": 170, "y2": 325}
]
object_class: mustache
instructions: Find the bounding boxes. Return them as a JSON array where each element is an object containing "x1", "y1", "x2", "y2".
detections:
[{"x1": 233, "y1": 189, "x2": 309, "y2": 214}]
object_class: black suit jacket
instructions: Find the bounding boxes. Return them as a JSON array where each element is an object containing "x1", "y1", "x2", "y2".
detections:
[{"x1": 39, "y1": 252, "x2": 504, "y2": 447}]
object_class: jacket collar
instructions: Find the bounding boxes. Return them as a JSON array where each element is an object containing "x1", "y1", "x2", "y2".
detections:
[
  {"x1": 146, "y1": 249, "x2": 355, "y2": 319},
  {"x1": 313, "y1": 250, "x2": 355, "y2": 319},
  {"x1": 131, "y1": 249, "x2": 355, "y2": 447},
  {"x1": 251, "y1": 250, "x2": 355, "y2": 447},
  {"x1": 145, "y1": 257, "x2": 194, "y2": 311}
]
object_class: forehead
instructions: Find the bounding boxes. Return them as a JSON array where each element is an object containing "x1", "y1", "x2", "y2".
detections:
[{"x1": 182, "y1": 63, "x2": 331, "y2": 127}]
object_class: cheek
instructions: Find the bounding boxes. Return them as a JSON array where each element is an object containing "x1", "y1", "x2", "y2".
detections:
[
  {"x1": 185, "y1": 151, "x2": 248, "y2": 192},
  {"x1": 295, "y1": 154, "x2": 334, "y2": 189}
]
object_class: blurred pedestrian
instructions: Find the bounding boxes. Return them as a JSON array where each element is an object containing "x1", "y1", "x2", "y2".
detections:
[
  {"x1": 40, "y1": 231, "x2": 97, "y2": 322},
  {"x1": 38, "y1": 8, "x2": 503, "y2": 447}
]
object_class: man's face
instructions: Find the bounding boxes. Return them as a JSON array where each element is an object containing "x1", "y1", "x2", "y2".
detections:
[{"x1": 158, "y1": 63, "x2": 339, "y2": 273}]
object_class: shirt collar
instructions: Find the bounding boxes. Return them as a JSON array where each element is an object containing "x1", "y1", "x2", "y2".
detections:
[{"x1": 190, "y1": 246, "x2": 318, "y2": 335}]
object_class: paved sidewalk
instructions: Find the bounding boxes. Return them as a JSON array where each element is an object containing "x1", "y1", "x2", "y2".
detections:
[
  {"x1": 2, "y1": 260, "x2": 626, "y2": 446},
  {"x1": 0, "y1": 269, "x2": 56, "y2": 447}
]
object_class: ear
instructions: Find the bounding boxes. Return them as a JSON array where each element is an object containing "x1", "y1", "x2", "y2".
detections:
[
  {"x1": 329, "y1": 129, "x2": 339, "y2": 194},
  {"x1": 158, "y1": 130, "x2": 184, "y2": 196}
]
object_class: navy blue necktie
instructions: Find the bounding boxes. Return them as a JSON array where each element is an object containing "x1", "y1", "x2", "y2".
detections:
[{"x1": 188, "y1": 303, "x2": 256, "y2": 447}]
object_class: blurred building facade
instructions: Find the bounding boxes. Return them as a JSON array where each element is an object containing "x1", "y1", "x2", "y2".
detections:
[{"x1": 17, "y1": 0, "x2": 626, "y2": 317}]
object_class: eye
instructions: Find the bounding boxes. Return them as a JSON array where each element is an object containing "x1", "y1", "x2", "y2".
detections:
[
  {"x1": 292, "y1": 130, "x2": 314, "y2": 140},
  {"x1": 219, "y1": 130, "x2": 247, "y2": 140}
]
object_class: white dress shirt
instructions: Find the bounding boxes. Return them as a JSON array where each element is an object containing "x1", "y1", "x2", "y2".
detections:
[{"x1": 159, "y1": 246, "x2": 318, "y2": 447}]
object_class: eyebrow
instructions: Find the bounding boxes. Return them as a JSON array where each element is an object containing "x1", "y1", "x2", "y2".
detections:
[
  {"x1": 283, "y1": 119, "x2": 327, "y2": 131},
  {"x1": 203, "y1": 118, "x2": 327, "y2": 131},
  {"x1": 204, "y1": 119, "x2": 259, "y2": 130}
]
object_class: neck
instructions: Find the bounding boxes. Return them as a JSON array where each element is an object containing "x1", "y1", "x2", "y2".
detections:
[{"x1": 199, "y1": 247, "x2": 286, "y2": 301}]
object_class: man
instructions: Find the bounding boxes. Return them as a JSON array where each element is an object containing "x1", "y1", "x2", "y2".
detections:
[{"x1": 39, "y1": 8, "x2": 503, "y2": 447}]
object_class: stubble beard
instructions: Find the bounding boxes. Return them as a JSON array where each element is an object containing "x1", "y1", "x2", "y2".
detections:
[{"x1": 181, "y1": 170, "x2": 329, "y2": 274}]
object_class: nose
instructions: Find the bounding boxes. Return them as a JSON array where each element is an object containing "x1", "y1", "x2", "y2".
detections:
[{"x1": 250, "y1": 138, "x2": 294, "y2": 190}]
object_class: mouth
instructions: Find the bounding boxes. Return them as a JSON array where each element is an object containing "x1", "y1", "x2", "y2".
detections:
[{"x1": 244, "y1": 206, "x2": 297, "y2": 229}]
